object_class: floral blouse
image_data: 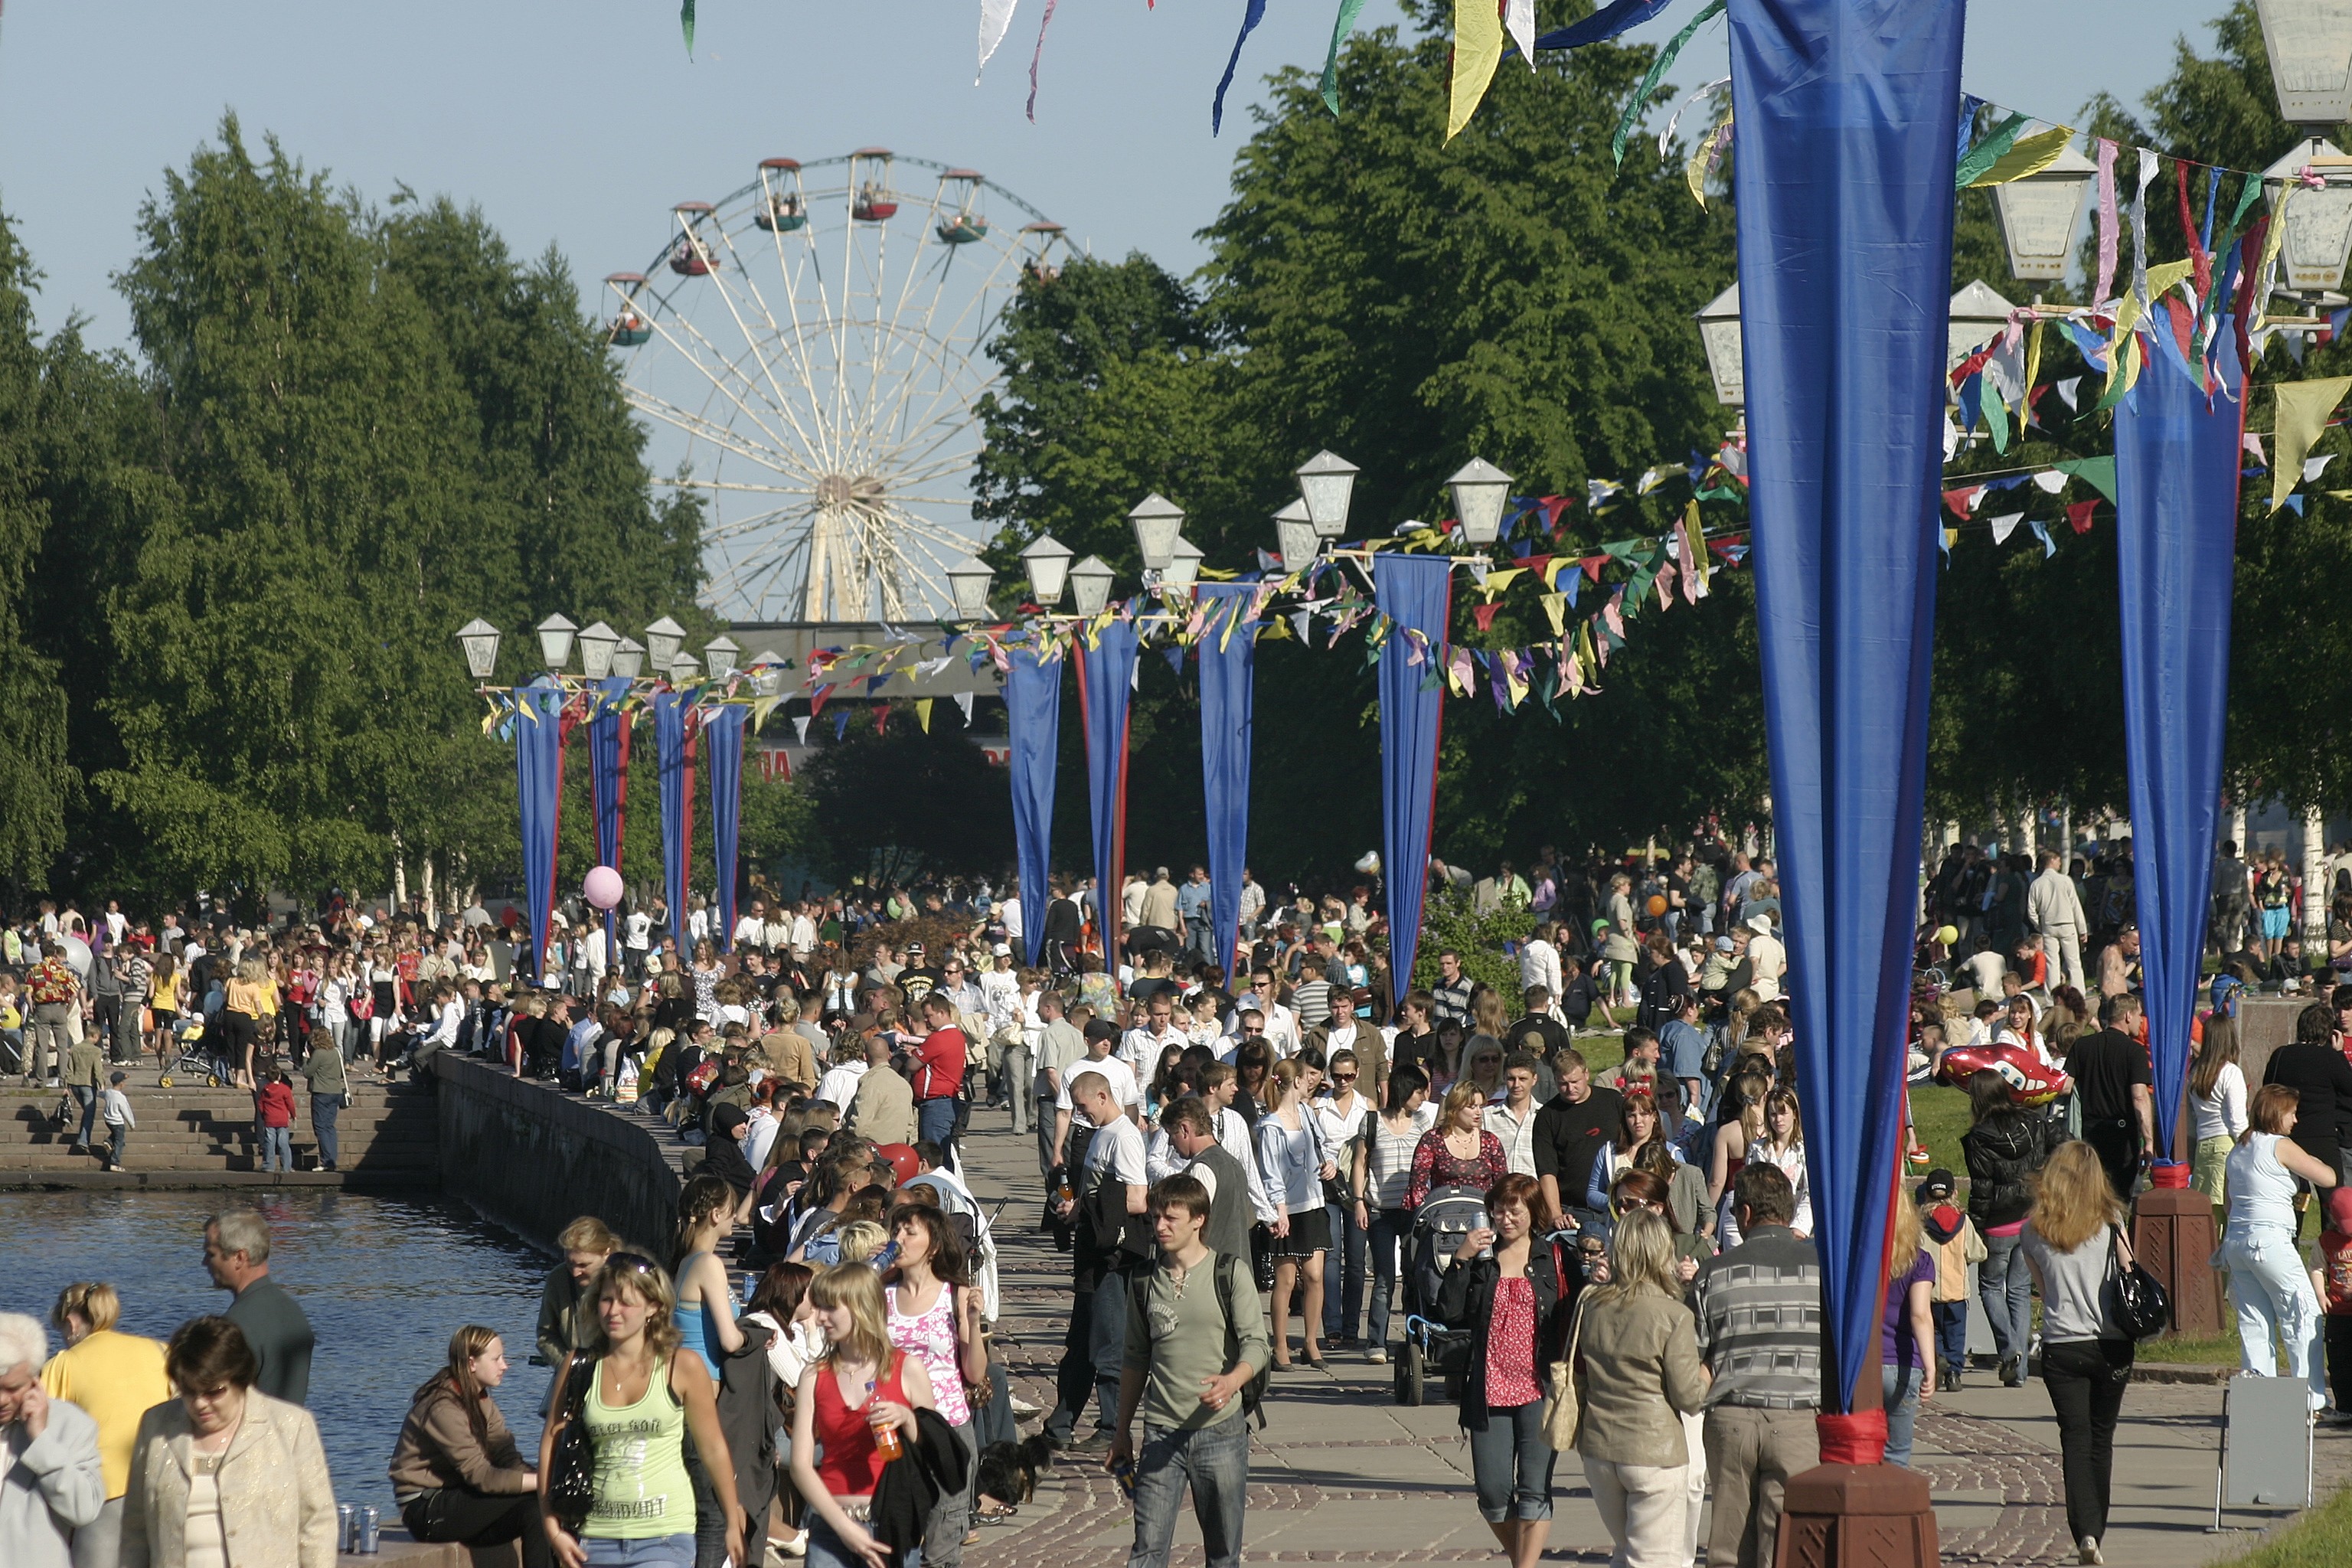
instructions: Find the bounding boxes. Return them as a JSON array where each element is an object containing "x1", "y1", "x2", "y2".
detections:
[{"x1": 1405, "y1": 1128, "x2": 1507, "y2": 1210}]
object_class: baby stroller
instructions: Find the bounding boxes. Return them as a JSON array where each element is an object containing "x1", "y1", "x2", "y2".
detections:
[
  {"x1": 1394, "y1": 1184, "x2": 1488, "y2": 1406},
  {"x1": 158, "y1": 1017, "x2": 223, "y2": 1088}
]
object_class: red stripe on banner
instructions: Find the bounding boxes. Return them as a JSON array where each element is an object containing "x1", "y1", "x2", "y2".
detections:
[
  {"x1": 1112, "y1": 707, "x2": 1131, "y2": 959},
  {"x1": 1419, "y1": 577, "x2": 1452, "y2": 936}
]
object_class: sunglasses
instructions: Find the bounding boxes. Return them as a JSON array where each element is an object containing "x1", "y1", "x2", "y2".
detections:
[{"x1": 1333, "y1": 1072, "x2": 1358, "y2": 1083}]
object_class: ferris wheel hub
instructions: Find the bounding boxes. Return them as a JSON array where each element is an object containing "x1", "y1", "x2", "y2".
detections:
[{"x1": 815, "y1": 474, "x2": 887, "y2": 510}]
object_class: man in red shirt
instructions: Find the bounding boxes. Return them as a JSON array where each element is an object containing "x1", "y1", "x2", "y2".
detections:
[{"x1": 912, "y1": 992, "x2": 968, "y2": 1156}]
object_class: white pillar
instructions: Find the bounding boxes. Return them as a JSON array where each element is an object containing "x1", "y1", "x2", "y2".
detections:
[
  {"x1": 2058, "y1": 801, "x2": 2073, "y2": 863},
  {"x1": 2305, "y1": 803, "x2": 2330, "y2": 949},
  {"x1": 2014, "y1": 802, "x2": 2037, "y2": 860},
  {"x1": 392, "y1": 832, "x2": 408, "y2": 911},
  {"x1": 420, "y1": 854, "x2": 436, "y2": 917}
]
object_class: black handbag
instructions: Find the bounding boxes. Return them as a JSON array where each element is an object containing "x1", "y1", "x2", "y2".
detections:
[
  {"x1": 2106, "y1": 1226, "x2": 2171, "y2": 1340},
  {"x1": 546, "y1": 1354, "x2": 599, "y2": 1530}
]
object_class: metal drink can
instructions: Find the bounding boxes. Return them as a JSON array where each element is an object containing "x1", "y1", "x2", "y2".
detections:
[
  {"x1": 338, "y1": 1504, "x2": 354, "y2": 1553},
  {"x1": 358, "y1": 1505, "x2": 381, "y2": 1553}
]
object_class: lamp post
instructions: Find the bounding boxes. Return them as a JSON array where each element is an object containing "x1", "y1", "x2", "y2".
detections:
[
  {"x1": 644, "y1": 617, "x2": 686, "y2": 671},
  {"x1": 1945, "y1": 280, "x2": 2018, "y2": 374},
  {"x1": 577, "y1": 621, "x2": 620, "y2": 681},
  {"x1": 1021, "y1": 531, "x2": 1074, "y2": 607},
  {"x1": 612, "y1": 638, "x2": 646, "y2": 679},
  {"x1": 1295, "y1": 450, "x2": 1359, "y2": 538},
  {"x1": 1273, "y1": 499, "x2": 1320, "y2": 570},
  {"x1": 1163, "y1": 536, "x2": 1205, "y2": 590},
  {"x1": 2256, "y1": 1, "x2": 2352, "y2": 129},
  {"x1": 1069, "y1": 554, "x2": 1116, "y2": 616},
  {"x1": 2264, "y1": 139, "x2": 2352, "y2": 300},
  {"x1": 456, "y1": 619, "x2": 502, "y2": 681},
  {"x1": 534, "y1": 613, "x2": 578, "y2": 673},
  {"x1": 1991, "y1": 142, "x2": 2097, "y2": 284},
  {"x1": 668, "y1": 655, "x2": 700, "y2": 688},
  {"x1": 1129, "y1": 494, "x2": 1186, "y2": 573},
  {"x1": 1697, "y1": 283, "x2": 1744, "y2": 407},
  {"x1": 1447, "y1": 458, "x2": 1514, "y2": 548},
  {"x1": 704, "y1": 635, "x2": 740, "y2": 681},
  {"x1": 946, "y1": 557, "x2": 995, "y2": 621}
]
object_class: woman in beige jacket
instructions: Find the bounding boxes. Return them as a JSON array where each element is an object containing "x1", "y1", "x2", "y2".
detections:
[
  {"x1": 120, "y1": 1317, "x2": 337, "y2": 1568},
  {"x1": 1573, "y1": 1210, "x2": 1710, "y2": 1568}
]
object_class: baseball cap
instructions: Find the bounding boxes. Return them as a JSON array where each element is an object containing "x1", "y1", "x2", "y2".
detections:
[
  {"x1": 1083, "y1": 1019, "x2": 1120, "y2": 1045},
  {"x1": 992, "y1": 942, "x2": 1011, "y2": 956},
  {"x1": 1916, "y1": 1168, "x2": 1956, "y2": 1202},
  {"x1": 906, "y1": 941, "x2": 926, "y2": 956}
]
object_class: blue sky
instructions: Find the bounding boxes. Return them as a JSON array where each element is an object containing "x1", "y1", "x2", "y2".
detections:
[{"x1": 0, "y1": 2, "x2": 2240, "y2": 352}]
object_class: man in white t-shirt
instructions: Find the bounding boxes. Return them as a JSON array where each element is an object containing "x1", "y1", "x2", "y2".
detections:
[
  {"x1": 1052, "y1": 1023, "x2": 1141, "y2": 1168},
  {"x1": 624, "y1": 907, "x2": 653, "y2": 976},
  {"x1": 1046, "y1": 1067, "x2": 1151, "y2": 1448},
  {"x1": 1227, "y1": 969, "x2": 1299, "y2": 1057},
  {"x1": 1517, "y1": 923, "x2": 1563, "y2": 1002},
  {"x1": 1484, "y1": 1054, "x2": 1544, "y2": 1177},
  {"x1": 733, "y1": 900, "x2": 768, "y2": 952}
]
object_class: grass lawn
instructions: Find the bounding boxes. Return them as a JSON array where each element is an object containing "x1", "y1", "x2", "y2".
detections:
[{"x1": 2218, "y1": 1481, "x2": 2352, "y2": 1566}]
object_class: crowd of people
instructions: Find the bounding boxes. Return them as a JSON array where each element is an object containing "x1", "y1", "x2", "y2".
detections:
[{"x1": 16, "y1": 819, "x2": 2352, "y2": 1568}]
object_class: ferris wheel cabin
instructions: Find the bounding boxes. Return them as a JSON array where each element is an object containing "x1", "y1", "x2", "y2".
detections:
[
  {"x1": 755, "y1": 158, "x2": 807, "y2": 232},
  {"x1": 668, "y1": 201, "x2": 720, "y2": 274},
  {"x1": 603, "y1": 273, "x2": 653, "y2": 346},
  {"x1": 850, "y1": 148, "x2": 899, "y2": 221},
  {"x1": 936, "y1": 169, "x2": 988, "y2": 243}
]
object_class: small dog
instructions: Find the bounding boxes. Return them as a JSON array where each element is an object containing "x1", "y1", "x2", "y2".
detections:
[{"x1": 975, "y1": 1434, "x2": 1056, "y2": 1514}]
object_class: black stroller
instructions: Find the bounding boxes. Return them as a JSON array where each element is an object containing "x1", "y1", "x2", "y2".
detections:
[{"x1": 1393, "y1": 1184, "x2": 1488, "y2": 1406}]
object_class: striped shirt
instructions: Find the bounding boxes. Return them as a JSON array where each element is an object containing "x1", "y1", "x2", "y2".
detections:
[{"x1": 1690, "y1": 1223, "x2": 1823, "y2": 1410}]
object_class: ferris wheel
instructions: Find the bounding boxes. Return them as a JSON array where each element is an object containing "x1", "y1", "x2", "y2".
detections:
[{"x1": 603, "y1": 149, "x2": 1071, "y2": 622}]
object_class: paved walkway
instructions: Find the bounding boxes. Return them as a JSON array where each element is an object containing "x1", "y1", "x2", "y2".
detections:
[{"x1": 944, "y1": 1106, "x2": 2347, "y2": 1566}]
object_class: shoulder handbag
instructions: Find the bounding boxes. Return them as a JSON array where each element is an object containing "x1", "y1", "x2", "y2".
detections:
[
  {"x1": 2105, "y1": 1225, "x2": 2171, "y2": 1340},
  {"x1": 546, "y1": 1354, "x2": 599, "y2": 1530},
  {"x1": 1541, "y1": 1250, "x2": 1585, "y2": 1452}
]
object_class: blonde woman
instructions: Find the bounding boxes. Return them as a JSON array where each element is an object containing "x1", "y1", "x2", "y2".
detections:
[
  {"x1": 1256, "y1": 1058, "x2": 1338, "y2": 1368},
  {"x1": 42, "y1": 1282, "x2": 171, "y2": 1568},
  {"x1": 789, "y1": 1264, "x2": 939, "y2": 1568},
  {"x1": 1879, "y1": 1195, "x2": 1937, "y2": 1468},
  {"x1": 222, "y1": 959, "x2": 279, "y2": 1089},
  {"x1": 536, "y1": 1256, "x2": 745, "y2": 1568},
  {"x1": 1573, "y1": 1209, "x2": 1709, "y2": 1568},
  {"x1": 2020, "y1": 1141, "x2": 2139, "y2": 1566}
]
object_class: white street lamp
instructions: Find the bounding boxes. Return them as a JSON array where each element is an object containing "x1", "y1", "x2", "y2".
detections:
[
  {"x1": 750, "y1": 651, "x2": 785, "y2": 698},
  {"x1": 611, "y1": 638, "x2": 646, "y2": 679},
  {"x1": 1946, "y1": 280, "x2": 2018, "y2": 375},
  {"x1": 1069, "y1": 554, "x2": 1116, "y2": 616},
  {"x1": 1295, "y1": 450, "x2": 1360, "y2": 538},
  {"x1": 2257, "y1": 0, "x2": 2352, "y2": 128},
  {"x1": 704, "y1": 635, "x2": 740, "y2": 680},
  {"x1": 668, "y1": 655, "x2": 700, "y2": 688},
  {"x1": 456, "y1": 619, "x2": 501, "y2": 681},
  {"x1": 1273, "y1": 499, "x2": 1320, "y2": 570},
  {"x1": 1163, "y1": 536, "x2": 1204, "y2": 590},
  {"x1": 946, "y1": 557, "x2": 995, "y2": 621},
  {"x1": 643, "y1": 616, "x2": 686, "y2": 671},
  {"x1": 2265, "y1": 139, "x2": 2352, "y2": 294},
  {"x1": 1128, "y1": 494, "x2": 1186, "y2": 571},
  {"x1": 1021, "y1": 532, "x2": 1074, "y2": 606},
  {"x1": 1447, "y1": 458, "x2": 1514, "y2": 548},
  {"x1": 1991, "y1": 142, "x2": 2097, "y2": 283},
  {"x1": 577, "y1": 620, "x2": 620, "y2": 680},
  {"x1": 1696, "y1": 283, "x2": 1744, "y2": 407},
  {"x1": 534, "y1": 613, "x2": 577, "y2": 672}
]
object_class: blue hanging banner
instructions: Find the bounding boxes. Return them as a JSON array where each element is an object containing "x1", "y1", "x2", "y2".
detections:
[
  {"x1": 652, "y1": 690, "x2": 697, "y2": 954},
  {"x1": 2115, "y1": 330, "x2": 2244, "y2": 1169},
  {"x1": 1196, "y1": 586, "x2": 1260, "y2": 979},
  {"x1": 1374, "y1": 555, "x2": 1452, "y2": 1005},
  {"x1": 1076, "y1": 619, "x2": 1140, "y2": 959},
  {"x1": 1730, "y1": 0, "x2": 1962, "y2": 1435},
  {"x1": 514, "y1": 677, "x2": 570, "y2": 985},
  {"x1": 587, "y1": 677, "x2": 633, "y2": 960},
  {"x1": 1004, "y1": 644, "x2": 1062, "y2": 970},
  {"x1": 706, "y1": 705, "x2": 748, "y2": 956}
]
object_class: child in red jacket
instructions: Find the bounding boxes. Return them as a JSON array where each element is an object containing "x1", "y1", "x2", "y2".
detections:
[{"x1": 256, "y1": 1071, "x2": 296, "y2": 1174}]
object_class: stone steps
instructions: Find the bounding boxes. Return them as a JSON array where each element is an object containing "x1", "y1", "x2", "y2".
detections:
[{"x1": 0, "y1": 1081, "x2": 437, "y2": 1172}]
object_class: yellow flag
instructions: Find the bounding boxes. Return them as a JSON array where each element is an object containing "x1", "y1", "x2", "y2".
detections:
[
  {"x1": 2272, "y1": 376, "x2": 2352, "y2": 512},
  {"x1": 1540, "y1": 593, "x2": 1566, "y2": 636},
  {"x1": 1447, "y1": 0, "x2": 1505, "y2": 141},
  {"x1": 1481, "y1": 567, "x2": 1526, "y2": 598},
  {"x1": 916, "y1": 698, "x2": 934, "y2": 733},
  {"x1": 1967, "y1": 125, "x2": 2076, "y2": 188}
]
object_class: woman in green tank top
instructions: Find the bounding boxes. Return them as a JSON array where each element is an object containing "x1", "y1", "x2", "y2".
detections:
[{"x1": 537, "y1": 1255, "x2": 746, "y2": 1568}]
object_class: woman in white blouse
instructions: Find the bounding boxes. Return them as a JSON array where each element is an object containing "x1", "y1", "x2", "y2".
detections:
[
  {"x1": 2189, "y1": 1013, "x2": 2249, "y2": 1211},
  {"x1": 1257, "y1": 1058, "x2": 1338, "y2": 1369}
]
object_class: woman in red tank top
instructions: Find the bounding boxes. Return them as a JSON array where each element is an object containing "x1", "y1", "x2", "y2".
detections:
[{"x1": 789, "y1": 1264, "x2": 937, "y2": 1568}]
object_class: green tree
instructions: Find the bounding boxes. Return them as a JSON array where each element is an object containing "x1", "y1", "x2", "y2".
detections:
[
  {"x1": 0, "y1": 211, "x2": 74, "y2": 887},
  {"x1": 799, "y1": 707, "x2": 1011, "y2": 884}
]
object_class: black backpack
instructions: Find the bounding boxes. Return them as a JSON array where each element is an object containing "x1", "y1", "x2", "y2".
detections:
[{"x1": 1210, "y1": 1253, "x2": 1271, "y2": 1429}]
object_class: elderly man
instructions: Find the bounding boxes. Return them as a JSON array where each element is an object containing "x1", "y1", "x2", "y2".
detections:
[{"x1": 0, "y1": 1313, "x2": 103, "y2": 1568}]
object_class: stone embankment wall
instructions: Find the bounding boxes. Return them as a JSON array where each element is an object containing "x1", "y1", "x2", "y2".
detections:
[{"x1": 431, "y1": 1055, "x2": 684, "y2": 1256}]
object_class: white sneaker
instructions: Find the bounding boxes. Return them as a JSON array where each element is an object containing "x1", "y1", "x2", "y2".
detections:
[
  {"x1": 2077, "y1": 1536, "x2": 2102, "y2": 1565},
  {"x1": 1009, "y1": 1396, "x2": 1040, "y2": 1417},
  {"x1": 1367, "y1": 1346, "x2": 1388, "y2": 1364}
]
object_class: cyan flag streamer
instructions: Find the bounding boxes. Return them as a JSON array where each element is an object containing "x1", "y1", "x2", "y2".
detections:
[
  {"x1": 1076, "y1": 620, "x2": 1140, "y2": 957},
  {"x1": 2115, "y1": 330, "x2": 2243, "y2": 1168},
  {"x1": 588, "y1": 678, "x2": 633, "y2": 958},
  {"x1": 1004, "y1": 644, "x2": 1062, "y2": 969},
  {"x1": 1197, "y1": 586, "x2": 1261, "y2": 978},
  {"x1": 1374, "y1": 556, "x2": 1452, "y2": 1005},
  {"x1": 653, "y1": 691, "x2": 697, "y2": 954},
  {"x1": 514, "y1": 677, "x2": 569, "y2": 985},
  {"x1": 1731, "y1": 0, "x2": 1962, "y2": 1430},
  {"x1": 706, "y1": 705, "x2": 747, "y2": 956}
]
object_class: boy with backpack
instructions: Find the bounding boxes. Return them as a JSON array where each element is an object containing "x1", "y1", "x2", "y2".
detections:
[
  {"x1": 1917, "y1": 1169, "x2": 1985, "y2": 1390},
  {"x1": 1111, "y1": 1173, "x2": 1270, "y2": 1568}
]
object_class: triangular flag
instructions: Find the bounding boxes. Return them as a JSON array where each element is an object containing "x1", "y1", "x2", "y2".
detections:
[
  {"x1": 2271, "y1": 377, "x2": 2352, "y2": 512},
  {"x1": 1540, "y1": 593, "x2": 1567, "y2": 636},
  {"x1": 832, "y1": 708, "x2": 851, "y2": 740},
  {"x1": 792, "y1": 715, "x2": 811, "y2": 743},
  {"x1": 2029, "y1": 518, "x2": 2056, "y2": 558},
  {"x1": 1446, "y1": 0, "x2": 1506, "y2": 141},
  {"x1": 2053, "y1": 456, "x2": 2118, "y2": 503},
  {"x1": 2066, "y1": 499, "x2": 2098, "y2": 534},
  {"x1": 1472, "y1": 601, "x2": 1504, "y2": 632},
  {"x1": 2032, "y1": 469, "x2": 2067, "y2": 495},
  {"x1": 2306, "y1": 452, "x2": 2337, "y2": 482},
  {"x1": 955, "y1": 691, "x2": 975, "y2": 723},
  {"x1": 2245, "y1": 432, "x2": 2267, "y2": 464},
  {"x1": 978, "y1": 0, "x2": 1022, "y2": 79},
  {"x1": 916, "y1": 698, "x2": 933, "y2": 733},
  {"x1": 2054, "y1": 376, "x2": 2081, "y2": 411},
  {"x1": 2285, "y1": 493, "x2": 2309, "y2": 515},
  {"x1": 1989, "y1": 512, "x2": 2023, "y2": 544}
]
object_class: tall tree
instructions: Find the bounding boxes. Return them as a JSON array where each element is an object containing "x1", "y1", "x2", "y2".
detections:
[{"x1": 0, "y1": 211, "x2": 74, "y2": 886}]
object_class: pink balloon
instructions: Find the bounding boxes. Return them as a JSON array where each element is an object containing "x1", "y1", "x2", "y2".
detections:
[{"x1": 583, "y1": 865, "x2": 625, "y2": 910}]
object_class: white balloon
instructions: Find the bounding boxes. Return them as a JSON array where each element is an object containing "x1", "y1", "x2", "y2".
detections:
[{"x1": 62, "y1": 935, "x2": 93, "y2": 980}]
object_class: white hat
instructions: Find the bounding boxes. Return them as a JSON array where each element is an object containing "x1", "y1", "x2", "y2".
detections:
[
  {"x1": 992, "y1": 942, "x2": 1011, "y2": 956},
  {"x1": 1746, "y1": 914, "x2": 1773, "y2": 935}
]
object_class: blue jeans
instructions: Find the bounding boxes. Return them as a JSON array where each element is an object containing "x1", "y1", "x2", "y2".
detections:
[
  {"x1": 805, "y1": 1516, "x2": 902, "y2": 1568},
  {"x1": 1978, "y1": 1230, "x2": 2033, "y2": 1368},
  {"x1": 1932, "y1": 1301, "x2": 1968, "y2": 1371},
  {"x1": 312, "y1": 1094, "x2": 341, "y2": 1168},
  {"x1": 918, "y1": 1096, "x2": 959, "y2": 1154},
  {"x1": 1047, "y1": 1271, "x2": 1129, "y2": 1442},
  {"x1": 1367, "y1": 1207, "x2": 1411, "y2": 1347},
  {"x1": 1467, "y1": 1400, "x2": 1556, "y2": 1523},
  {"x1": 1322, "y1": 1200, "x2": 1367, "y2": 1341},
  {"x1": 261, "y1": 1125, "x2": 292, "y2": 1172},
  {"x1": 1129, "y1": 1416, "x2": 1250, "y2": 1568},
  {"x1": 72, "y1": 1084, "x2": 98, "y2": 1146},
  {"x1": 1882, "y1": 1364, "x2": 1923, "y2": 1468},
  {"x1": 583, "y1": 1536, "x2": 696, "y2": 1568}
]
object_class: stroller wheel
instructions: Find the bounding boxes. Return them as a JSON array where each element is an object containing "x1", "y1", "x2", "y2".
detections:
[
  {"x1": 158, "y1": 1075, "x2": 173, "y2": 1089},
  {"x1": 206, "y1": 1073, "x2": 221, "y2": 1087},
  {"x1": 1394, "y1": 1338, "x2": 1426, "y2": 1406}
]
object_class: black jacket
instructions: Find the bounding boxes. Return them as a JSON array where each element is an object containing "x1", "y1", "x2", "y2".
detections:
[
  {"x1": 2264, "y1": 1043, "x2": 2352, "y2": 1171},
  {"x1": 871, "y1": 1406, "x2": 971, "y2": 1556},
  {"x1": 1434, "y1": 1238, "x2": 1578, "y2": 1430},
  {"x1": 1962, "y1": 1108, "x2": 2056, "y2": 1230},
  {"x1": 711, "y1": 1320, "x2": 778, "y2": 1525}
]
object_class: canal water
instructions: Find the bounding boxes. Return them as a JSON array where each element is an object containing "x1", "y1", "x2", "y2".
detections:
[{"x1": 1, "y1": 1190, "x2": 555, "y2": 1515}]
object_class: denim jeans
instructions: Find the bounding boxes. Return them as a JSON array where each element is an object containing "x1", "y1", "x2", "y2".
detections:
[
  {"x1": 106, "y1": 1124, "x2": 128, "y2": 1169},
  {"x1": 1047, "y1": 1271, "x2": 1129, "y2": 1442},
  {"x1": 261, "y1": 1125, "x2": 292, "y2": 1172},
  {"x1": 1128, "y1": 1416, "x2": 1250, "y2": 1568},
  {"x1": 1322, "y1": 1200, "x2": 1367, "y2": 1341},
  {"x1": 1467, "y1": 1400, "x2": 1556, "y2": 1523},
  {"x1": 72, "y1": 1084, "x2": 98, "y2": 1146},
  {"x1": 1367, "y1": 1207, "x2": 1412, "y2": 1348},
  {"x1": 312, "y1": 1094, "x2": 341, "y2": 1168},
  {"x1": 1881, "y1": 1364, "x2": 1924, "y2": 1468},
  {"x1": 805, "y1": 1517, "x2": 901, "y2": 1568},
  {"x1": 1978, "y1": 1230, "x2": 2033, "y2": 1367},
  {"x1": 582, "y1": 1535, "x2": 696, "y2": 1568},
  {"x1": 918, "y1": 1096, "x2": 960, "y2": 1155},
  {"x1": 1931, "y1": 1301, "x2": 1968, "y2": 1372}
]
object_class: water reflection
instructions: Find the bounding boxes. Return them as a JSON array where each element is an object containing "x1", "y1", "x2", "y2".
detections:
[{"x1": 2, "y1": 1191, "x2": 554, "y2": 1514}]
